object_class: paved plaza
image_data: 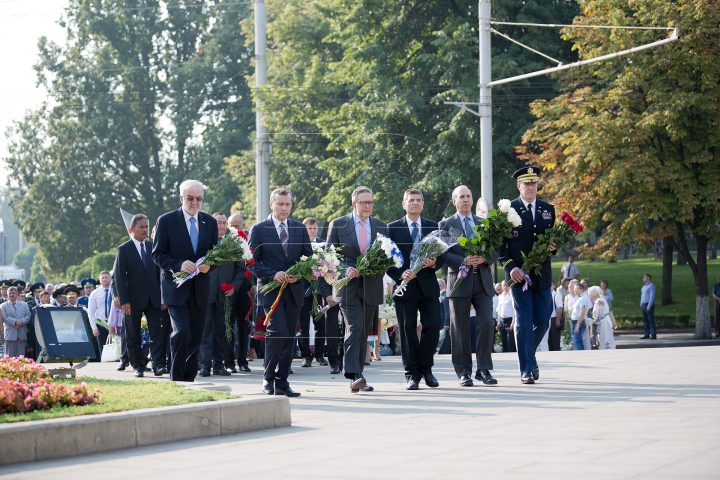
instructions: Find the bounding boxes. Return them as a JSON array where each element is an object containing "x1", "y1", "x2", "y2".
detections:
[{"x1": 1, "y1": 346, "x2": 719, "y2": 479}]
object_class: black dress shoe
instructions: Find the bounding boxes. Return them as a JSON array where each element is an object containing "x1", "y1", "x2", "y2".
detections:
[
  {"x1": 650, "y1": 335, "x2": 657, "y2": 339},
  {"x1": 317, "y1": 357, "x2": 329, "y2": 366},
  {"x1": 532, "y1": 359, "x2": 540, "y2": 381},
  {"x1": 406, "y1": 378, "x2": 419, "y2": 390},
  {"x1": 198, "y1": 368, "x2": 210, "y2": 377},
  {"x1": 133, "y1": 368, "x2": 144, "y2": 378},
  {"x1": 144, "y1": 366, "x2": 152, "y2": 372},
  {"x1": 639, "y1": 335, "x2": 650, "y2": 339},
  {"x1": 475, "y1": 369, "x2": 498, "y2": 385},
  {"x1": 262, "y1": 383, "x2": 274, "y2": 395},
  {"x1": 301, "y1": 358, "x2": 312, "y2": 367},
  {"x1": 213, "y1": 367, "x2": 231, "y2": 376},
  {"x1": 116, "y1": 362, "x2": 128, "y2": 372},
  {"x1": 330, "y1": 367, "x2": 341, "y2": 375},
  {"x1": 153, "y1": 366, "x2": 168, "y2": 376},
  {"x1": 275, "y1": 387, "x2": 301, "y2": 397},
  {"x1": 239, "y1": 365, "x2": 251, "y2": 372},
  {"x1": 361, "y1": 385, "x2": 374, "y2": 392},
  {"x1": 459, "y1": 375, "x2": 473, "y2": 387},
  {"x1": 227, "y1": 366, "x2": 237, "y2": 373},
  {"x1": 350, "y1": 375, "x2": 366, "y2": 392},
  {"x1": 521, "y1": 372, "x2": 535, "y2": 384},
  {"x1": 423, "y1": 374, "x2": 440, "y2": 388}
]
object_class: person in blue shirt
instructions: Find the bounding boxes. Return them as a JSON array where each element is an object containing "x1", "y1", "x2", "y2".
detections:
[{"x1": 640, "y1": 273, "x2": 656, "y2": 339}]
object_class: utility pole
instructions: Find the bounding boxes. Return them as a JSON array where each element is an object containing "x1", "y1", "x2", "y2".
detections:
[
  {"x1": 254, "y1": 0, "x2": 270, "y2": 223},
  {"x1": 445, "y1": 1, "x2": 677, "y2": 210}
]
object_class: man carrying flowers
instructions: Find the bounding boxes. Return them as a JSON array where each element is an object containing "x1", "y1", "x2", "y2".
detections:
[
  {"x1": 326, "y1": 186, "x2": 388, "y2": 393},
  {"x1": 498, "y1": 167, "x2": 557, "y2": 384},
  {"x1": 248, "y1": 188, "x2": 312, "y2": 397}
]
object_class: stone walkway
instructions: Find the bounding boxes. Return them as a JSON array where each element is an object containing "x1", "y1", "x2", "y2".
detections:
[{"x1": 1, "y1": 346, "x2": 719, "y2": 479}]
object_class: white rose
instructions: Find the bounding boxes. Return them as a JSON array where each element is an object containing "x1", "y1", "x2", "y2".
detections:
[
  {"x1": 300, "y1": 255, "x2": 308, "y2": 261},
  {"x1": 498, "y1": 199, "x2": 511, "y2": 213},
  {"x1": 312, "y1": 254, "x2": 319, "y2": 260},
  {"x1": 508, "y1": 213, "x2": 522, "y2": 227}
]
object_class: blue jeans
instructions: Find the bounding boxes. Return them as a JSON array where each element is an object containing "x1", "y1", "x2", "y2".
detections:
[
  {"x1": 641, "y1": 304, "x2": 656, "y2": 337},
  {"x1": 510, "y1": 287, "x2": 551, "y2": 373},
  {"x1": 572, "y1": 321, "x2": 586, "y2": 350}
]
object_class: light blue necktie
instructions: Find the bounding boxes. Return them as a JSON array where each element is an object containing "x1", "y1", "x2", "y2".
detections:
[
  {"x1": 464, "y1": 216, "x2": 474, "y2": 238},
  {"x1": 189, "y1": 217, "x2": 199, "y2": 253}
]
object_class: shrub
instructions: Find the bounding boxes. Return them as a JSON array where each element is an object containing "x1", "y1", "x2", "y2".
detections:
[{"x1": 0, "y1": 356, "x2": 101, "y2": 414}]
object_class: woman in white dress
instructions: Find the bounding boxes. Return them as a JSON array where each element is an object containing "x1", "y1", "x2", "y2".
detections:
[{"x1": 588, "y1": 286, "x2": 615, "y2": 350}]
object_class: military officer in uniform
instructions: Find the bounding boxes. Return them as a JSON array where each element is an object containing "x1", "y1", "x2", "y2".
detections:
[
  {"x1": 52, "y1": 289, "x2": 68, "y2": 307},
  {"x1": 498, "y1": 167, "x2": 557, "y2": 384},
  {"x1": 24, "y1": 282, "x2": 45, "y2": 359},
  {"x1": 0, "y1": 280, "x2": 10, "y2": 303},
  {"x1": 63, "y1": 285, "x2": 83, "y2": 308},
  {"x1": 78, "y1": 278, "x2": 97, "y2": 307}
]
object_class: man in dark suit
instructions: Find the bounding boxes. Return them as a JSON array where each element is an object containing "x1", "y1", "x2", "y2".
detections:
[
  {"x1": 198, "y1": 213, "x2": 246, "y2": 377},
  {"x1": 498, "y1": 167, "x2": 556, "y2": 384},
  {"x1": 248, "y1": 188, "x2": 312, "y2": 397},
  {"x1": 152, "y1": 180, "x2": 218, "y2": 382},
  {"x1": 386, "y1": 188, "x2": 444, "y2": 390},
  {"x1": 326, "y1": 186, "x2": 388, "y2": 393},
  {"x1": 439, "y1": 185, "x2": 499, "y2": 387},
  {"x1": 114, "y1": 214, "x2": 165, "y2": 377},
  {"x1": 228, "y1": 213, "x2": 253, "y2": 372}
]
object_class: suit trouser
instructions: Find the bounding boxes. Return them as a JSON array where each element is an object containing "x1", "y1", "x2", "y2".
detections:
[
  {"x1": 501, "y1": 317, "x2": 516, "y2": 353},
  {"x1": 263, "y1": 289, "x2": 301, "y2": 389},
  {"x1": 160, "y1": 308, "x2": 171, "y2": 367},
  {"x1": 339, "y1": 288, "x2": 377, "y2": 379},
  {"x1": 232, "y1": 298, "x2": 251, "y2": 367},
  {"x1": 321, "y1": 305, "x2": 342, "y2": 368},
  {"x1": 168, "y1": 285, "x2": 206, "y2": 382},
  {"x1": 395, "y1": 292, "x2": 441, "y2": 381},
  {"x1": 449, "y1": 275, "x2": 494, "y2": 377},
  {"x1": 298, "y1": 293, "x2": 325, "y2": 360},
  {"x1": 199, "y1": 299, "x2": 230, "y2": 370},
  {"x1": 126, "y1": 305, "x2": 162, "y2": 370},
  {"x1": 548, "y1": 316, "x2": 563, "y2": 351},
  {"x1": 511, "y1": 287, "x2": 551, "y2": 373}
]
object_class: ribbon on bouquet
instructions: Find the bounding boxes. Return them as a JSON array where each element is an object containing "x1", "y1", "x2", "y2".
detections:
[
  {"x1": 519, "y1": 268, "x2": 532, "y2": 292},
  {"x1": 170, "y1": 256, "x2": 206, "y2": 288},
  {"x1": 263, "y1": 280, "x2": 288, "y2": 325}
]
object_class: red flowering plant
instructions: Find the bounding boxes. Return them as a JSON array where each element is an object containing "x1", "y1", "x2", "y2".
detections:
[
  {"x1": 220, "y1": 282, "x2": 235, "y2": 342},
  {"x1": 507, "y1": 212, "x2": 584, "y2": 290},
  {"x1": 252, "y1": 310, "x2": 267, "y2": 341}
]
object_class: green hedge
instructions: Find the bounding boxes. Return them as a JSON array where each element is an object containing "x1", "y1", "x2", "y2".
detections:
[
  {"x1": 614, "y1": 315, "x2": 692, "y2": 329},
  {"x1": 65, "y1": 250, "x2": 116, "y2": 282}
]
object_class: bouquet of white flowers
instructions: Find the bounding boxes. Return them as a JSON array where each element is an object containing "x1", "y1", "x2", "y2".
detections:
[
  {"x1": 393, "y1": 230, "x2": 455, "y2": 297},
  {"x1": 332, "y1": 234, "x2": 403, "y2": 290}
]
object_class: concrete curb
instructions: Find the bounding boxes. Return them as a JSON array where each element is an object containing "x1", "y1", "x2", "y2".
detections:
[
  {"x1": 616, "y1": 339, "x2": 720, "y2": 349},
  {"x1": 0, "y1": 397, "x2": 290, "y2": 466}
]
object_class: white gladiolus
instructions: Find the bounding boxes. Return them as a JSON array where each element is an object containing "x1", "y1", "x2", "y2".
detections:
[
  {"x1": 312, "y1": 254, "x2": 319, "y2": 260},
  {"x1": 498, "y1": 199, "x2": 511, "y2": 213}
]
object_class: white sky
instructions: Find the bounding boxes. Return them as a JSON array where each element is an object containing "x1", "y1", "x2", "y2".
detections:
[{"x1": 0, "y1": 0, "x2": 67, "y2": 186}]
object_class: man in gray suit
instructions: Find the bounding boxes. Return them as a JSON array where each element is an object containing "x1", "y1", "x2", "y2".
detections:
[
  {"x1": 439, "y1": 185, "x2": 499, "y2": 387},
  {"x1": 326, "y1": 186, "x2": 388, "y2": 393},
  {"x1": 1, "y1": 287, "x2": 32, "y2": 357}
]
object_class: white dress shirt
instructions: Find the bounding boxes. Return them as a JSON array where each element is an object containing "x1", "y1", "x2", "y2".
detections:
[
  {"x1": 270, "y1": 215, "x2": 289, "y2": 239},
  {"x1": 87, "y1": 286, "x2": 111, "y2": 331},
  {"x1": 182, "y1": 208, "x2": 200, "y2": 237}
]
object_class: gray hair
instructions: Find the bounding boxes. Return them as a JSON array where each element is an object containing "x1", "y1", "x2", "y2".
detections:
[
  {"x1": 451, "y1": 185, "x2": 471, "y2": 201},
  {"x1": 7, "y1": 286, "x2": 17, "y2": 294},
  {"x1": 179, "y1": 179, "x2": 206, "y2": 196},
  {"x1": 270, "y1": 188, "x2": 292, "y2": 203},
  {"x1": 351, "y1": 186, "x2": 373, "y2": 203},
  {"x1": 588, "y1": 286, "x2": 604, "y2": 297}
]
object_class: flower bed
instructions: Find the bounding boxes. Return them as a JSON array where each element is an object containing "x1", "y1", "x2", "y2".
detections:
[{"x1": 0, "y1": 356, "x2": 101, "y2": 415}]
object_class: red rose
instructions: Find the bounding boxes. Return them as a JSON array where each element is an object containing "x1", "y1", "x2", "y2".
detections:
[
  {"x1": 246, "y1": 258, "x2": 255, "y2": 267},
  {"x1": 220, "y1": 282, "x2": 233, "y2": 292},
  {"x1": 237, "y1": 229, "x2": 248, "y2": 240},
  {"x1": 244, "y1": 270, "x2": 253, "y2": 280}
]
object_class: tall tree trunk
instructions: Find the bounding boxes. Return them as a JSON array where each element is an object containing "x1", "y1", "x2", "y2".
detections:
[
  {"x1": 661, "y1": 236, "x2": 673, "y2": 305},
  {"x1": 677, "y1": 247, "x2": 687, "y2": 265},
  {"x1": 694, "y1": 235, "x2": 711, "y2": 339},
  {"x1": 622, "y1": 245, "x2": 629, "y2": 260}
]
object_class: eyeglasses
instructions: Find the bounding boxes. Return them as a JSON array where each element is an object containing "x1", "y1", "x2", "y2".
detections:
[
  {"x1": 184, "y1": 196, "x2": 204, "y2": 202},
  {"x1": 356, "y1": 201, "x2": 375, "y2": 207}
]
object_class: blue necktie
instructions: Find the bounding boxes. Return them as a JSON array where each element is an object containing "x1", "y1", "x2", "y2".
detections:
[
  {"x1": 464, "y1": 216, "x2": 474, "y2": 238},
  {"x1": 140, "y1": 242, "x2": 147, "y2": 268},
  {"x1": 411, "y1": 222, "x2": 419, "y2": 243},
  {"x1": 189, "y1": 217, "x2": 199, "y2": 253}
]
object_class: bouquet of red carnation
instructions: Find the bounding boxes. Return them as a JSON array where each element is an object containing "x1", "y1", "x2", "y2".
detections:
[
  {"x1": 507, "y1": 212, "x2": 584, "y2": 290},
  {"x1": 253, "y1": 311, "x2": 267, "y2": 341},
  {"x1": 220, "y1": 282, "x2": 234, "y2": 342}
]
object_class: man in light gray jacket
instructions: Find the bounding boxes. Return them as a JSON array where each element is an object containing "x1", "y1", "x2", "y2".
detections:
[{"x1": 1, "y1": 287, "x2": 32, "y2": 357}]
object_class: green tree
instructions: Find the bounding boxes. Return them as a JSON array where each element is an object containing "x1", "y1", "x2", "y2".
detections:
[
  {"x1": 65, "y1": 250, "x2": 117, "y2": 281},
  {"x1": 239, "y1": 0, "x2": 577, "y2": 226},
  {"x1": 12, "y1": 244, "x2": 37, "y2": 281},
  {"x1": 518, "y1": 0, "x2": 720, "y2": 338},
  {"x1": 3, "y1": 0, "x2": 254, "y2": 275}
]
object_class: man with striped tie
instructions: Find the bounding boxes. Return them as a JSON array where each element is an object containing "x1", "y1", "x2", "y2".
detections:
[{"x1": 248, "y1": 188, "x2": 312, "y2": 397}]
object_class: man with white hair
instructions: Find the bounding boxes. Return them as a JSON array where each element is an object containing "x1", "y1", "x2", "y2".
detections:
[{"x1": 152, "y1": 180, "x2": 218, "y2": 382}]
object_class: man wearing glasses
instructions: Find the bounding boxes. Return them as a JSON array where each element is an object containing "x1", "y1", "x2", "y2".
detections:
[
  {"x1": 152, "y1": 180, "x2": 219, "y2": 382},
  {"x1": 326, "y1": 186, "x2": 388, "y2": 393}
]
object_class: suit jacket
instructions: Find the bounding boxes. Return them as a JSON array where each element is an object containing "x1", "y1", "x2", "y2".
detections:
[
  {"x1": 151, "y1": 207, "x2": 219, "y2": 307},
  {"x1": 386, "y1": 217, "x2": 444, "y2": 301},
  {"x1": 326, "y1": 214, "x2": 388, "y2": 305},
  {"x1": 207, "y1": 236, "x2": 246, "y2": 305},
  {"x1": 114, "y1": 239, "x2": 162, "y2": 310},
  {"x1": 439, "y1": 213, "x2": 498, "y2": 298},
  {"x1": 1, "y1": 301, "x2": 31, "y2": 341},
  {"x1": 248, "y1": 217, "x2": 313, "y2": 307},
  {"x1": 498, "y1": 197, "x2": 556, "y2": 290}
]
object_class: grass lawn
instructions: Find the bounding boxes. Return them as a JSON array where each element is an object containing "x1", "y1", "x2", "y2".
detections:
[
  {"x1": 552, "y1": 256, "x2": 720, "y2": 321},
  {"x1": 0, "y1": 378, "x2": 236, "y2": 424}
]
